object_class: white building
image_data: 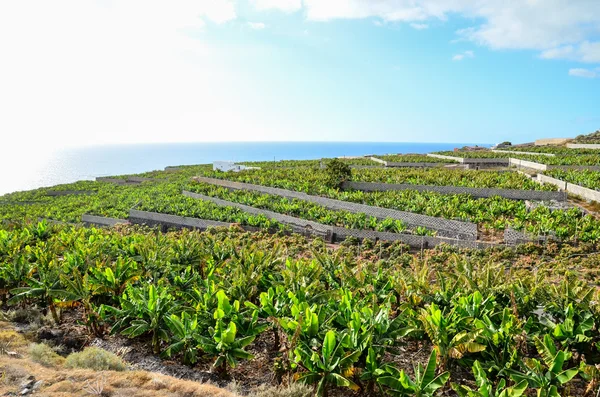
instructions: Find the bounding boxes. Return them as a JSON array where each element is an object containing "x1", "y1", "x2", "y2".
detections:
[{"x1": 213, "y1": 161, "x2": 259, "y2": 172}]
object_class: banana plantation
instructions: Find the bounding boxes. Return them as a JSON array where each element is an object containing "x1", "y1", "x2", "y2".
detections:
[{"x1": 2, "y1": 154, "x2": 600, "y2": 396}]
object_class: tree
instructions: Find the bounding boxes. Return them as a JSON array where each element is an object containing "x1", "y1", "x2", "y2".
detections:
[{"x1": 324, "y1": 159, "x2": 352, "y2": 189}]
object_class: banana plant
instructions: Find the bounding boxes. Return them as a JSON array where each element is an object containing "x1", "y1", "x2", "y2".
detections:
[
  {"x1": 378, "y1": 349, "x2": 450, "y2": 397},
  {"x1": 162, "y1": 311, "x2": 201, "y2": 365},
  {"x1": 8, "y1": 257, "x2": 68, "y2": 324},
  {"x1": 453, "y1": 361, "x2": 528, "y2": 397},
  {"x1": 473, "y1": 308, "x2": 523, "y2": 373},
  {"x1": 420, "y1": 303, "x2": 486, "y2": 370},
  {"x1": 102, "y1": 284, "x2": 175, "y2": 354},
  {"x1": 294, "y1": 330, "x2": 361, "y2": 397},
  {"x1": 198, "y1": 319, "x2": 255, "y2": 377},
  {"x1": 505, "y1": 335, "x2": 578, "y2": 397}
]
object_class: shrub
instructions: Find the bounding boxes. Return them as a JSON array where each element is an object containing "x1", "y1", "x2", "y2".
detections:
[
  {"x1": 65, "y1": 347, "x2": 126, "y2": 371},
  {"x1": 29, "y1": 343, "x2": 64, "y2": 367},
  {"x1": 324, "y1": 158, "x2": 351, "y2": 189}
]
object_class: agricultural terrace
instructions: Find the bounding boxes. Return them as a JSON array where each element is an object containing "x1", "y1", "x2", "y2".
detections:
[
  {"x1": 435, "y1": 150, "x2": 600, "y2": 166},
  {"x1": 545, "y1": 169, "x2": 600, "y2": 191},
  {"x1": 193, "y1": 165, "x2": 600, "y2": 242},
  {"x1": 2, "y1": 152, "x2": 600, "y2": 396},
  {"x1": 1, "y1": 220, "x2": 600, "y2": 396},
  {"x1": 373, "y1": 154, "x2": 458, "y2": 163}
]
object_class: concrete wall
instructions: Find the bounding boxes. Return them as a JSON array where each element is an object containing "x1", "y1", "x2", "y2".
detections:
[
  {"x1": 82, "y1": 214, "x2": 129, "y2": 227},
  {"x1": 386, "y1": 162, "x2": 446, "y2": 168},
  {"x1": 129, "y1": 209, "x2": 233, "y2": 230},
  {"x1": 426, "y1": 154, "x2": 464, "y2": 163},
  {"x1": 46, "y1": 190, "x2": 96, "y2": 197},
  {"x1": 194, "y1": 176, "x2": 479, "y2": 240},
  {"x1": 536, "y1": 174, "x2": 600, "y2": 203},
  {"x1": 564, "y1": 182, "x2": 600, "y2": 203},
  {"x1": 492, "y1": 150, "x2": 555, "y2": 157},
  {"x1": 566, "y1": 144, "x2": 600, "y2": 149},
  {"x1": 342, "y1": 181, "x2": 567, "y2": 201},
  {"x1": 509, "y1": 158, "x2": 548, "y2": 171},
  {"x1": 536, "y1": 174, "x2": 567, "y2": 190},
  {"x1": 463, "y1": 158, "x2": 510, "y2": 165},
  {"x1": 369, "y1": 157, "x2": 388, "y2": 165}
]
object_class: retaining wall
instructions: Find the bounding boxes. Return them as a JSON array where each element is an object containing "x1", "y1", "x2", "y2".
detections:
[
  {"x1": 536, "y1": 174, "x2": 600, "y2": 203},
  {"x1": 566, "y1": 144, "x2": 600, "y2": 149},
  {"x1": 387, "y1": 162, "x2": 446, "y2": 168},
  {"x1": 129, "y1": 209, "x2": 233, "y2": 230},
  {"x1": 82, "y1": 214, "x2": 130, "y2": 227},
  {"x1": 536, "y1": 174, "x2": 567, "y2": 190},
  {"x1": 342, "y1": 181, "x2": 567, "y2": 201},
  {"x1": 193, "y1": 177, "x2": 478, "y2": 240},
  {"x1": 564, "y1": 183, "x2": 600, "y2": 203},
  {"x1": 183, "y1": 191, "x2": 496, "y2": 249},
  {"x1": 504, "y1": 227, "x2": 552, "y2": 245},
  {"x1": 427, "y1": 154, "x2": 464, "y2": 163},
  {"x1": 46, "y1": 190, "x2": 96, "y2": 197},
  {"x1": 509, "y1": 158, "x2": 548, "y2": 171},
  {"x1": 492, "y1": 150, "x2": 555, "y2": 157},
  {"x1": 367, "y1": 157, "x2": 445, "y2": 168},
  {"x1": 369, "y1": 157, "x2": 388, "y2": 165}
]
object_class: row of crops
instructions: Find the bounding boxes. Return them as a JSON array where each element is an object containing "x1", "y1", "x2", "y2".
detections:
[
  {"x1": 198, "y1": 167, "x2": 600, "y2": 242},
  {"x1": 434, "y1": 150, "x2": 600, "y2": 166},
  {"x1": 2, "y1": 222, "x2": 600, "y2": 396},
  {"x1": 4, "y1": 160, "x2": 600, "y2": 242}
]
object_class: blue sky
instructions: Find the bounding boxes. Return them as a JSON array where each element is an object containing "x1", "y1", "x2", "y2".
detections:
[{"x1": 0, "y1": 0, "x2": 599, "y2": 147}]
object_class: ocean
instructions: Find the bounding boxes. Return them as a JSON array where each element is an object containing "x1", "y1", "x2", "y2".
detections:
[{"x1": 0, "y1": 141, "x2": 489, "y2": 195}]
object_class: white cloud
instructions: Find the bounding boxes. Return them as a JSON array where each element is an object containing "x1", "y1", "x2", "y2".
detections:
[
  {"x1": 410, "y1": 23, "x2": 429, "y2": 30},
  {"x1": 251, "y1": 0, "x2": 303, "y2": 13},
  {"x1": 248, "y1": 22, "x2": 267, "y2": 29},
  {"x1": 452, "y1": 50, "x2": 474, "y2": 61},
  {"x1": 277, "y1": 0, "x2": 600, "y2": 63},
  {"x1": 541, "y1": 41, "x2": 600, "y2": 63},
  {"x1": 569, "y1": 68, "x2": 597, "y2": 78}
]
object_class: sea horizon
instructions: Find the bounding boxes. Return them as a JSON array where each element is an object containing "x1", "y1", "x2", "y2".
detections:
[{"x1": 0, "y1": 141, "x2": 491, "y2": 195}]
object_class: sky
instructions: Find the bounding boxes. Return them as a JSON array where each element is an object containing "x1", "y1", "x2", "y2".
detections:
[{"x1": 0, "y1": 0, "x2": 599, "y2": 149}]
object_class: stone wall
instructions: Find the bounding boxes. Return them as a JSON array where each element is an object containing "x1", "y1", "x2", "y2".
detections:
[
  {"x1": 193, "y1": 177, "x2": 479, "y2": 240},
  {"x1": 342, "y1": 181, "x2": 567, "y2": 201}
]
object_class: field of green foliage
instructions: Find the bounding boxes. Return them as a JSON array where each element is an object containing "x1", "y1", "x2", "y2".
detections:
[
  {"x1": 3, "y1": 155, "x2": 600, "y2": 396},
  {"x1": 1, "y1": 221, "x2": 600, "y2": 396},
  {"x1": 435, "y1": 150, "x2": 600, "y2": 167},
  {"x1": 4, "y1": 159, "x2": 600, "y2": 242},
  {"x1": 545, "y1": 170, "x2": 600, "y2": 191}
]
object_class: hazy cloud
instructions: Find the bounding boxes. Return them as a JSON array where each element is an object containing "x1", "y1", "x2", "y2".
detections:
[
  {"x1": 251, "y1": 0, "x2": 302, "y2": 13},
  {"x1": 248, "y1": 22, "x2": 266, "y2": 29},
  {"x1": 569, "y1": 68, "x2": 598, "y2": 78},
  {"x1": 256, "y1": 0, "x2": 600, "y2": 64},
  {"x1": 410, "y1": 23, "x2": 429, "y2": 30},
  {"x1": 452, "y1": 50, "x2": 474, "y2": 61}
]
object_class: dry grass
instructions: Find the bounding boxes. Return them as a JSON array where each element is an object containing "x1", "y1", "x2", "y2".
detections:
[{"x1": 0, "y1": 322, "x2": 240, "y2": 397}]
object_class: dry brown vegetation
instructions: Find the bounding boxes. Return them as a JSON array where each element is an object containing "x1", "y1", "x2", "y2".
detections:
[{"x1": 0, "y1": 322, "x2": 239, "y2": 397}]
